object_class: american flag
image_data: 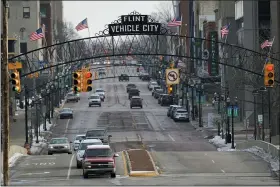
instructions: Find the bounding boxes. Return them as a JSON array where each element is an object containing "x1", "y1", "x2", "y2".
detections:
[
  {"x1": 261, "y1": 40, "x2": 273, "y2": 49},
  {"x1": 29, "y1": 27, "x2": 45, "y2": 41},
  {"x1": 221, "y1": 24, "x2": 230, "y2": 38},
  {"x1": 167, "y1": 16, "x2": 182, "y2": 27},
  {"x1": 75, "y1": 18, "x2": 88, "y2": 31}
]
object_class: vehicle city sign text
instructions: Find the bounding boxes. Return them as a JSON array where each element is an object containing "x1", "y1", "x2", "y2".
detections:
[{"x1": 109, "y1": 15, "x2": 161, "y2": 35}]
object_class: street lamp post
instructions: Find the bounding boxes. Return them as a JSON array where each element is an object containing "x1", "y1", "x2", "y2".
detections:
[
  {"x1": 259, "y1": 87, "x2": 267, "y2": 141},
  {"x1": 252, "y1": 90, "x2": 260, "y2": 140},
  {"x1": 196, "y1": 84, "x2": 204, "y2": 127},
  {"x1": 225, "y1": 97, "x2": 231, "y2": 144}
]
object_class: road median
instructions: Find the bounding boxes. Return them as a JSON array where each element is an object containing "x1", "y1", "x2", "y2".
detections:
[{"x1": 124, "y1": 149, "x2": 159, "y2": 177}]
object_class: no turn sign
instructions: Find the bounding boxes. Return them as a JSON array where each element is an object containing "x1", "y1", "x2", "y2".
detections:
[{"x1": 166, "y1": 68, "x2": 180, "y2": 85}]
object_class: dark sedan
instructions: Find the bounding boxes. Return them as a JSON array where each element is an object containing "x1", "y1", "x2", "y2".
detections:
[{"x1": 59, "y1": 108, "x2": 73, "y2": 119}]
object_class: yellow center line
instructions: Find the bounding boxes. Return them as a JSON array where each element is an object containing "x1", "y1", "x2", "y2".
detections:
[{"x1": 121, "y1": 151, "x2": 129, "y2": 176}]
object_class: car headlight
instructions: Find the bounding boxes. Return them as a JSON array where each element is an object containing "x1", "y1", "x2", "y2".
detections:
[
  {"x1": 65, "y1": 146, "x2": 68, "y2": 148},
  {"x1": 108, "y1": 162, "x2": 114, "y2": 165},
  {"x1": 48, "y1": 146, "x2": 53, "y2": 149}
]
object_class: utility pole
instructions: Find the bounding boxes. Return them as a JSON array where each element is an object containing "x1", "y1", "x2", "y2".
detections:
[{"x1": 2, "y1": 0, "x2": 10, "y2": 185}]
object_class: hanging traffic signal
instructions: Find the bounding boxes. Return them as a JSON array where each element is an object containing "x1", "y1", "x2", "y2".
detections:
[
  {"x1": 264, "y1": 63, "x2": 274, "y2": 87},
  {"x1": 167, "y1": 85, "x2": 173, "y2": 95},
  {"x1": 83, "y1": 71, "x2": 92, "y2": 92},
  {"x1": 11, "y1": 70, "x2": 21, "y2": 92},
  {"x1": 73, "y1": 72, "x2": 82, "y2": 92}
]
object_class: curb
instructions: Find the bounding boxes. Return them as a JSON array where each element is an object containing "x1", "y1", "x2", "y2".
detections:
[{"x1": 124, "y1": 149, "x2": 159, "y2": 177}]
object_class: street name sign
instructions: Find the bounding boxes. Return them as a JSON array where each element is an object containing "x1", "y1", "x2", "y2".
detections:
[
  {"x1": 109, "y1": 15, "x2": 161, "y2": 35},
  {"x1": 166, "y1": 68, "x2": 180, "y2": 85}
]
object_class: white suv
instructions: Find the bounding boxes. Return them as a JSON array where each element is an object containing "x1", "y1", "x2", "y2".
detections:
[{"x1": 88, "y1": 94, "x2": 101, "y2": 107}]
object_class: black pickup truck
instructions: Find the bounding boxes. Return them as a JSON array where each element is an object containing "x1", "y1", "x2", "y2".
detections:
[{"x1": 119, "y1": 74, "x2": 129, "y2": 81}]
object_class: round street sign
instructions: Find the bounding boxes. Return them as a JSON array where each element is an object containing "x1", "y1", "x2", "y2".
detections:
[{"x1": 167, "y1": 70, "x2": 178, "y2": 82}]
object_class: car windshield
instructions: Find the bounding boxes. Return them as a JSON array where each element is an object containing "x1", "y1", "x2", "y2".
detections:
[
  {"x1": 151, "y1": 82, "x2": 157, "y2": 85},
  {"x1": 79, "y1": 142, "x2": 102, "y2": 150},
  {"x1": 157, "y1": 89, "x2": 164, "y2": 93},
  {"x1": 177, "y1": 110, "x2": 188, "y2": 113},
  {"x1": 127, "y1": 84, "x2": 136, "y2": 87},
  {"x1": 86, "y1": 130, "x2": 105, "y2": 137},
  {"x1": 95, "y1": 90, "x2": 104, "y2": 92},
  {"x1": 50, "y1": 139, "x2": 68, "y2": 144},
  {"x1": 86, "y1": 148, "x2": 113, "y2": 157},
  {"x1": 90, "y1": 96, "x2": 99, "y2": 99},
  {"x1": 61, "y1": 108, "x2": 72, "y2": 113},
  {"x1": 68, "y1": 94, "x2": 74, "y2": 97},
  {"x1": 154, "y1": 87, "x2": 160, "y2": 90},
  {"x1": 75, "y1": 136, "x2": 85, "y2": 141},
  {"x1": 132, "y1": 98, "x2": 141, "y2": 101}
]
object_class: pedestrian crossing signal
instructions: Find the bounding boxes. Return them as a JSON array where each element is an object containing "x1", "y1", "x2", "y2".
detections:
[{"x1": 11, "y1": 70, "x2": 21, "y2": 92}]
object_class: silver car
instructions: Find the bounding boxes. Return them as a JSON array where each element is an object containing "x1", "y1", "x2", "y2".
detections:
[
  {"x1": 173, "y1": 109, "x2": 190, "y2": 122},
  {"x1": 76, "y1": 139, "x2": 103, "y2": 168},
  {"x1": 73, "y1": 134, "x2": 86, "y2": 151},
  {"x1": 48, "y1": 137, "x2": 72, "y2": 155}
]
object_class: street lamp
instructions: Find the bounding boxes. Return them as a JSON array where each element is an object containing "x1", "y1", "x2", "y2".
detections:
[
  {"x1": 259, "y1": 87, "x2": 267, "y2": 141},
  {"x1": 196, "y1": 83, "x2": 204, "y2": 127},
  {"x1": 252, "y1": 89, "x2": 260, "y2": 140},
  {"x1": 214, "y1": 92, "x2": 221, "y2": 114},
  {"x1": 225, "y1": 97, "x2": 231, "y2": 144}
]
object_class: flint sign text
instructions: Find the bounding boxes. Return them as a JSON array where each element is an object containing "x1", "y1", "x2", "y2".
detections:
[{"x1": 108, "y1": 15, "x2": 161, "y2": 35}]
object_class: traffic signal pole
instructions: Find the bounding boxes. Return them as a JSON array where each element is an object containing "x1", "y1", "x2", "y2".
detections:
[
  {"x1": 268, "y1": 88, "x2": 271, "y2": 143},
  {"x1": 2, "y1": 0, "x2": 10, "y2": 185}
]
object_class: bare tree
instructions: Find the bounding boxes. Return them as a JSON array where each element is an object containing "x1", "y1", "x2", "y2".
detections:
[
  {"x1": 53, "y1": 20, "x2": 79, "y2": 43},
  {"x1": 151, "y1": 2, "x2": 173, "y2": 24}
]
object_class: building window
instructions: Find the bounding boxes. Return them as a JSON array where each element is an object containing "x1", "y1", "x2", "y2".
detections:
[
  {"x1": 23, "y1": 7, "x2": 30, "y2": 18},
  {"x1": 40, "y1": 7, "x2": 47, "y2": 18},
  {"x1": 235, "y1": 0, "x2": 243, "y2": 20},
  {"x1": 20, "y1": 43, "x2": 27, "y2": 54}
]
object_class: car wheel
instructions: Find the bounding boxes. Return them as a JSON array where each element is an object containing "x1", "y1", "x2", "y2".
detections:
[
  {"x1": 89, "y1": 105, "x2": 91, "y2": 107},
  {"x1": 186, "y1": 119, "x2": 190, "y2": 122},
  {"x1": 174, "y1": 119, "x2": 177, "y2": 122},
  {"x1": 83, "y1": 171, "x2": 88, "y2": 178},
  {"x1": 140, "y1": 106, "x2": 143, "y2": 108},
  {"x1": 70, "y1": 115, "x2": 73, "y2": 119},
  {"x1": 77, "y1": 161, "x2": 82, "y2": 169},
  {"x1": 110, "y1": 173, "x2": 116, "y2": 178},
  {"x1": 99, "y1": 104, "x2": 101, "y2": 107},
  {"x1": 48, "y1": 152, "x2": 52, "y2": 155},
  {"x1": 68, "y1": 151, "x2": 72, "y2": 154},
  {"x1": 130, "y1": 106, "x2": 132, "y2": 109},
  {"x1": 76, "y1": 100, "x2": 78, "y2": 102}
]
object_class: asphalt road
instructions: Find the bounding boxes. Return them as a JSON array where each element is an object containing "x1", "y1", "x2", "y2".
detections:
[{"x1": 9, "y1": 68, "x2": 279, "y2": 185}]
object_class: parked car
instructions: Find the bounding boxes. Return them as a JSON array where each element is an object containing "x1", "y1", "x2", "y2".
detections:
[
  {"x1": 76, "y1": 139, "x2": 103, "y2": 168},
  {"x1": 73, "y1": 134, "x2": 86, "y2": 151},
  {"x1": 154, "y1": 89, "x2": 164, "y2": 99},
  {"x1": 160, "y1": 95, "x2": 174, "y2": 106},
  {"x1": 95, "y1": 88, "x2": 105, "y2": 101},
  {"x1": 119, "y1": 74, "x2": 129, "y2": 81},
  {"x1": 128, "y1": 88, "x2": 140, "y2": 99},
  {"x1": 151, "y1": 86, "x2": 161, "y2": 96},
  {"x1": 148, "y1": 81, "x2": 158, "y2": 91},
  {"x1": 171, "y1": 106, "x2": 184, "y2": 119},
  {"x1": 126, "y1": 84, "x2": 137, "y2": 93},
  {"x1": 130, "y1": 96, "x2": 143, "y2": 108},
  {"x1": 167, "y1": 105, "x2": 181, "y2": 117},
  {"x1": 48, "y1": 137, "x2": 72, "y2": 155},
  {"x1": 82, "y1": 145, "x2": 119, "y2": 178},
  {"x1": 173, "y1": 109, "x2": 190, "y2": 122},
  {"x1": 85, "y1": 129, "x2": 112, "y2": 144},
  {"x1": 59, "y1": 108, "x2": 73, "y2": 119},
  {"x1": 88, "y1": 94, "x2": 101, "y2": 107},
  {"x1": 66, "y1": 93, "x2": 79, "y2": 102},
  {"x1": 158, "y1": 94, "x2": 168, "y2": 104}
]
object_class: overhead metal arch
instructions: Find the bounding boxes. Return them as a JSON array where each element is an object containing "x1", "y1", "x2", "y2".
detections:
[{"x1": 8, "y1": 11, "x2": 279, "y2": 83}]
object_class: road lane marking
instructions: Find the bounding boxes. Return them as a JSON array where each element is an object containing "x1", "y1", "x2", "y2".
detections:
[
  {"x1": 20, "y1": 172, "x2": 50, "y2": 176},
  {"x1": 67, "y1": 154, "x2": 75, "y2": 179},
  {"x1": 121, "y1": 151, "x2": 128, "y2": 176},
  {"x1": 212, "y1": 160, "x2": 215, "y2": 163},
  {"x1": 168, "y1": 134, "x2": 175, "y2": 141},
  {"x1": 204, "y1": 153, "x2": 208, "y2": 156},
  {"x1": 64, "y1": 119, "x2": 70, "y2": 135},
  {"x1": 221, "y1": 169, "x2": 225, "y2": 173}
]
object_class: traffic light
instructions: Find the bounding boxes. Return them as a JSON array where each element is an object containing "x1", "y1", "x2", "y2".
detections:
[
  {"x1": 167, "y1": 85, "x2": 173, "y2": 95},
  {"x1": 73, "y1": 72, "x2": 82, "y2": 92},
  {"x1": 11, "y1": 70, "x2": 21, "y2": 92},
  {"x1": 83, "y1": 71, "x2": 92, "y2": 92},
  {"x1": 264, "y1": 63, "x2": 274, "y2": 87}
]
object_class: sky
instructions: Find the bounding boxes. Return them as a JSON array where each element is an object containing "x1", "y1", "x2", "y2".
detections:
[{"x1": 63, "y1": 1, "x2": 165, "y2": 38}]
